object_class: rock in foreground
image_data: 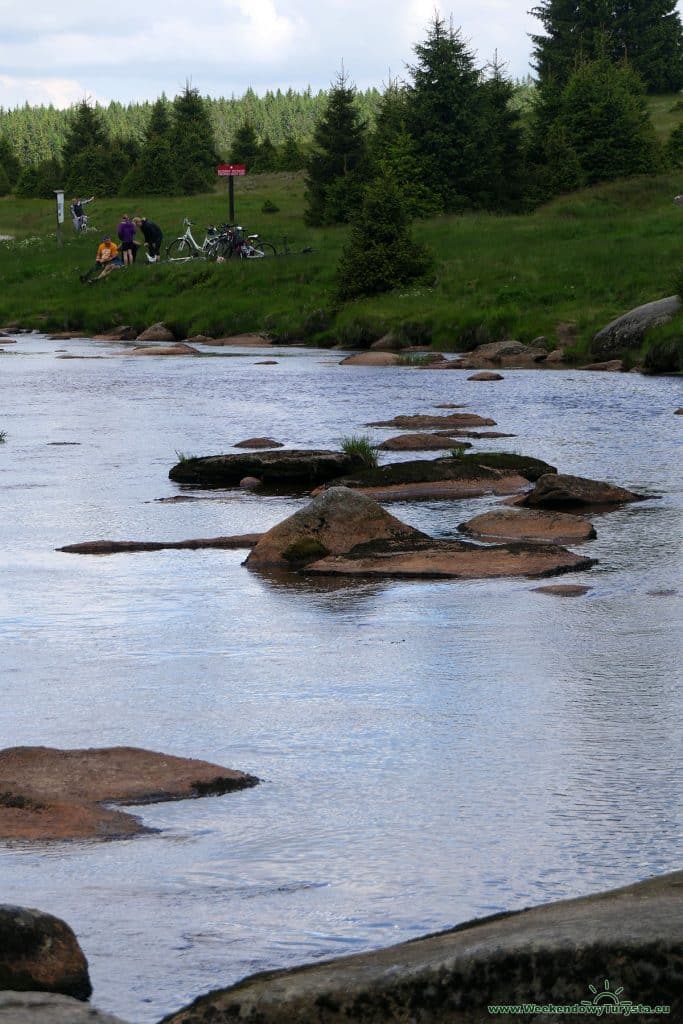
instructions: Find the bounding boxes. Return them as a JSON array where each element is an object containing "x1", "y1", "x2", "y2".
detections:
[
  {"x1": 0, "y1": 747, "x2": 259, "y2": 842},
  {"x1": 57, "y1": 535, "x2": 261, "y2": 555},
  {"x1": 520, "y1": 473, "x2": 648, "y2": 510},
  {"x1": 0, "y1": 992, "x2": 129, "y2": 1024},
  {"x1": 169, "y1": 450, "x2": 364, "y2": 490},
  {"x1": 0, "y1": 906, "x2": 91, "y2": 1000},
  {"x1": 162, "y1": 871, "x2": 683, "y2": 1024},
  {"x1": 245, "y1": 487, "x2": 427, "y2": 570}
]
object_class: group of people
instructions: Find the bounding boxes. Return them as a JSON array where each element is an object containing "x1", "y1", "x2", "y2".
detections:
[{"x1": 79, "y1": 205, "x2": 164, "y2": 283}]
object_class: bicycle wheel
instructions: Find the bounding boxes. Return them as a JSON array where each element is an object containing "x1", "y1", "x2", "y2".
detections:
[
  {"x1": 244, "y1": 242, "x2": 277, "y2": 259},
  {"x1": 166, "y1": 238, "x2": 194, "y2": 262}
]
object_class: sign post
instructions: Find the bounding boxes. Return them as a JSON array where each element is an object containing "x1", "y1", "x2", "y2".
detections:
[
  {"x1": 54, "y1": 189, "x2": 65, "y2": 247},
  {"x1": 217, "y1": 164, "x2": 246, "y2": 223}
]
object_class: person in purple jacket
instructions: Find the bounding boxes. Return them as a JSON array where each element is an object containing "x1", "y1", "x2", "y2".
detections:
[{"x1": 117, "y1": 214, "x2": 137, "y2": 266}]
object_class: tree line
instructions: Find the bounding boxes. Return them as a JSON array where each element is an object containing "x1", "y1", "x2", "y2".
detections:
[{"x1": 1, "y1": 1, "x2": 683, "y2": 215}]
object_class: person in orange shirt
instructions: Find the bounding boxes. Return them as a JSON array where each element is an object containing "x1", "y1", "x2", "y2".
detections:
[{"x1": 81, "y1": 236, "x2": 123, "y2": 282}]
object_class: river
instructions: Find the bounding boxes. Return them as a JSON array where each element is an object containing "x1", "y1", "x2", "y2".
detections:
[{"x1": 0, "y1": 334, "x2": 681, "y2": 1022}]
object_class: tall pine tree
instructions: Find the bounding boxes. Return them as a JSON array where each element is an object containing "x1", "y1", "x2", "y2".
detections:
[
  {"x1": 304, "y1": 68, "x2": 369, "y2": 227},
  {"x1": 120, "y1": 97, "x2": 175, "y2": 195},
  {"x1": 531, "y1": 0, "x2": 683, "y2": 93},
  {"x1": 405, "y1": 15, "x2": 488, "y2": 212},
  {"x1": 171, "y1": 85, "x2": 219, "y2": 195}
]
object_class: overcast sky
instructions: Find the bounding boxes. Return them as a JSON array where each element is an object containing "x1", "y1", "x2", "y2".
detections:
[{"x1": 0, "y1": 0, "x2": 543, "y2": 109}]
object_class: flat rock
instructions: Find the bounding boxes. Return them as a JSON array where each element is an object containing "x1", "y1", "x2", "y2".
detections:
[
  {"x1": 439, "y1": 340, "x2": 549, "y2": 369},
  {"x1": 306, "y1": 539, "x2": 595, "y2": 579},
  {"x1": 339, "y1": 352, "x2": 401, "y2": 366},
  {"x1": 234, "y1": 438, "x2": 284, "y2": 449},
  {"x1": 92, "y1": 326, "x2": 137, "y2": 341},
  {"x1": 186, "y1": 334, "x2": 216, "y2": 345},
  {"x1": 533, "y1": 584, "x2": 593, "y2": 596},
  {"x1": 245, "y1": 487, "x2": 426, "y2": 570},
  {"x1": 135, "y1": 322, "x2": 175, "y2": 342},
  {"x1": 579, "y1": 359, "x2": 624, "y2": 372},
  {"x1": 211, "y1": 334, "x2": 272, "y2": 346},
  {"x1": 367, "y1": 413, "x2": 496, "y2": 428},
  {"x1": 120, "y1": 343, "x2": 199, "y2": 356},
  {"x1": 169, "y1": 450, "x2": 365, "y2": 490},
  {"x1": 458, "y1": 508, "x2": 595, "y2": 543},
  {"x1": 378, "y1": 434, "x2": 473, "y2": 451},
  {"x1": 0, "y1": 746, "x2": 259, "y2": 842},
  {"x1": 467, "y1": 371, "x2": 503, "y2": 380},
  {"x1": 520, "y1": 473, "x2": 648, "y2": 510},
  {"x1": 0, "y1": 906, "x2": 91, "y2": 1000},
  {"x1": 160, "y1": 866, "x2": 683, "y2": 1024},
  {"x1": 0, "y1": 992, "x2": 129, "y2": 1024},
  {"x1": 57, "y1": 535, "x2": 261, "y2": 555}
]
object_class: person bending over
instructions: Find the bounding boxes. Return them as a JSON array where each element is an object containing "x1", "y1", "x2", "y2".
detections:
[{"x1": 132, "y1": 216, "x2": 163, "y2": 262}]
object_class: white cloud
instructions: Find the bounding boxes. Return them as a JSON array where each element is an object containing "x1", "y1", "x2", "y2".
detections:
[{"x1": 0, "y1": 0, "x2": 541, "y2": 106}]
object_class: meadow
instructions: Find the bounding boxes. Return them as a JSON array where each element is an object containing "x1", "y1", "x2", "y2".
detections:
[{"x1": 1, "y1": 167, "x2": 683, "y2": 359}]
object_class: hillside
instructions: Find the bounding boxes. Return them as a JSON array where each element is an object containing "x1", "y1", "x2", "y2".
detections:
[{"x1": 1, "y1": 169, "x2": 682, "y2": 362}]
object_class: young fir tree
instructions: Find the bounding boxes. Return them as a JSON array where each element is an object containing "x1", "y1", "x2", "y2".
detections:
[
  {"x1": 276, "y1": 134, "x2": 306, "y2": 171},
  {"x1": 553, "y1": 57, "x2": 661, "y2": 184},
  {"x1": 120, "y1": 98, "x2": 175, "y2": 195},
  {"x1": 476, "y1": 54, "x2": 525, "y2": 211},
  {"x1": 253, "y1": 134, "x2": 278, "y2": 172},
  {"x1": 61, "y1": 100, "x2": 109, "y2": 170},
  {"x1": 171, "y1": 85, "x2": 219, "y2": 195},
  {"x1": 304, "y1": 68, "x2": 369, "y2": 227},
  {"x1": 0, "y1": 135, "x2": 21, "y2": 187},
  {"x1": 61, "y1": 100, "x2": 126, "y2": 196},
  {"x1": 371, "y1": 82, "x2": 441, "y2": 218},
  {"x1": 531, "y1": 0, "x2": 683, "y2": 93},
  {"x1": 336, "y1": 178, "x2": 433, "y2": 300},
  {"x1": 405, "y1": 15, "x2": 487, "y2": 212},
  {"x1": 229, "y1": 121, "x2": 260, "y2": 169}
]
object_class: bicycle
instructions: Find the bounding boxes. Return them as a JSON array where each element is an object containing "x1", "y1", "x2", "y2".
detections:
[
  {"x1": 165, "y1": 219, "x2": 225, "y2": 262},
  {"x1": 227, "y1": 226, "x2": 276, "y2": 259}
]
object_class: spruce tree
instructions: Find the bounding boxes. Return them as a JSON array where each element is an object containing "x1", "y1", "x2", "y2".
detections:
[
  {"x1": 171, "y1": 85, "x2": 219, "y2": 195},
  {"x1": 0, "y1": 136, "x2": 21, "y2": 187},
  {"x1": 336, "y1": 178, "x2": 433, "y2": 300},
  {"x1": 229, "y1": 121, "x2": 260, "y2": 168},
  {"x1": 405, "y1": 15, "x2": 487, "y2": 212},
  {"x1": 531, "y1": 0, "x2": 683, "y2": 93},
  {"x1": 371, "y1": 82, "x2": 441, "y2": 218},
  {"x1": 120, "y1": 98, "x2": 175, "y2": 195},
  {"x1": 554, "y1": 57, "x2": 661, "y2": 184},
  {"x1": 476, "y1": 55, "x2": 525, "y2": 211},
  {"x1": 61, "y1": 100, "x2": 109, "y2": 170},
  {"x1": 304, "y1": 68, "x2": 369, "y2": 227}
]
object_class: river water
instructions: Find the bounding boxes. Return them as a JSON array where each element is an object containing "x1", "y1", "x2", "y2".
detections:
[{"x1": 0, "y1": 334, "x2": 681, "y2": 1022}]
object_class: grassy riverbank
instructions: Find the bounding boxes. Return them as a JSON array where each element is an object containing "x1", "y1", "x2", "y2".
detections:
[{"x1": 1, "y1": 170, "x2": 682, "y2": 358}]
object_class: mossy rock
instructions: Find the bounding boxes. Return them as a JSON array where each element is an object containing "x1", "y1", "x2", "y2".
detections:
[
  {"x1": 327, "y1": 459, "x2": 505, "y2": 490},
  {"x1": 458, "y1": 452, "x2": 557, "y2": 481},
  {"x1": 282, "y1": 537, "x2": 331, "y2": 564}
]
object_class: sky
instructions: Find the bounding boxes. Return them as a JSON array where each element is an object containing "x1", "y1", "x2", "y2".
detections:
[{"x1": 0, "y1": 0, "x2": 540, "y2": 109}]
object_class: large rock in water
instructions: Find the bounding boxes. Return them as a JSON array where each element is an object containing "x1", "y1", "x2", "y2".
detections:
[
  {"x1": 458, "y1": 507, "x2": 596, "y2": 543},
  {"x1": 169, "y1": 450, "x2": 364, "y2": 489},
  {"x1": 161, "y1": 871, "x2": 683, "y2": 1024},
  {"x1": 0, "y1": 993, "x2": 130, "y2": 1024},
  {"x1": 245, "y1": 487, "x2": 427, "y2": 570},
  {"x1": 0, "y1": 746, "x2": 259, "y2": 842},
  {"x1": 0, "y1": 905, "x2": 91, "y2": 1000},
  {"x1": 520, "y1": 473, "x2": 648, "y2": 510},
  {"x1": 592, "y1": 295, "x2": 680, "y2": 358}
]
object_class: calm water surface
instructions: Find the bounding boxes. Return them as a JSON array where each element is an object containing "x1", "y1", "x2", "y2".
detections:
[{"x1": 1, "y1": 334, "x2": 681, "y2": 1022}]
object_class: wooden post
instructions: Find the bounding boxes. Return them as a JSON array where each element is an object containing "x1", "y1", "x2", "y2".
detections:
[
  {"x1": 229, "y1": 176, "x2": 235, "y2": 224},
  {"x1": 54, "y1": 189, "x2": 65, "y2": 247}
]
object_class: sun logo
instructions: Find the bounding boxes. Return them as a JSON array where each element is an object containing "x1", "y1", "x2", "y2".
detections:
[{"x1": 582, "y1": 979, "x2": 629, "y2": 1008}]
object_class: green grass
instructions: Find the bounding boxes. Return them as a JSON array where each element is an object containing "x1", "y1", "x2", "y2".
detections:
[
  {"x1": 339, "y1": 434, "x2": 379, "y2": 468},
  {"x1": 647, "y1": 93, "x2": 683, "y2": 139},
  {"x1": 2, "y1": 169, "x2": 683, "y2": 358}
]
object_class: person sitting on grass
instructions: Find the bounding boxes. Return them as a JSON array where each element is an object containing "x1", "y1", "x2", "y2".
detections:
[
  {"x1": 132, "y1": 216, "x2": 163, "y2": 262},
  {"x1": 80, "y1": 236, "x2": 123, "y2": 283}
]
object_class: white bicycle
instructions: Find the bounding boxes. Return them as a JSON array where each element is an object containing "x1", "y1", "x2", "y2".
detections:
[{"x1": 165, "y1": 219, "x2": 224, "y2": 262}]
